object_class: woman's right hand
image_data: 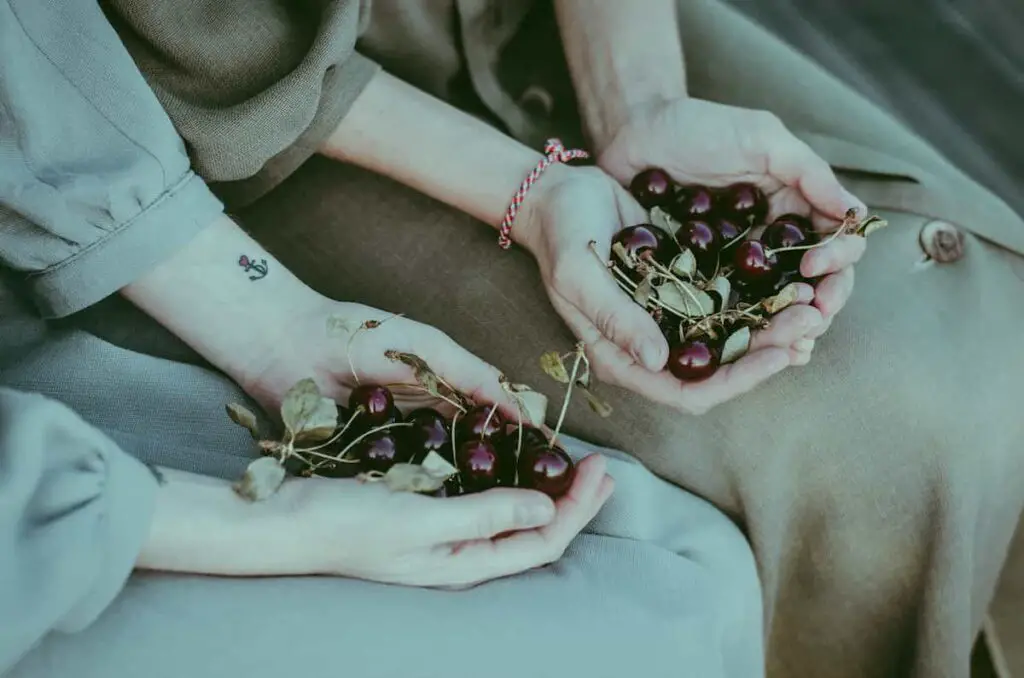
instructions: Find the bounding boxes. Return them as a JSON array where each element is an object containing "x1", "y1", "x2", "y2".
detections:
[{"x1": 278, "y1": 452, "x2": 613, "y2": 588}]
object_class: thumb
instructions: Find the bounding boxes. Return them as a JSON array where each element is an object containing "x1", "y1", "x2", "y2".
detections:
[
  {"x1": 566, "y1": 256, "x2": 669, "y2": 371},
  {"x1": 431, "y1": 488, "x2": 556, "y2": 542}
]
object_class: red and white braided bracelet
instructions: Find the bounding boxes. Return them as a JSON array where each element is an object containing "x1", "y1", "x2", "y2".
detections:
[{"x1": 497, "y1": 138, "x2": 590, "y2": 249}]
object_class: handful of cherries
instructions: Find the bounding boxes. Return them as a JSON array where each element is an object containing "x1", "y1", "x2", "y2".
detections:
[
  {"x1": 227, "y1": 370, "x2": 577, "y2": 502},
  {"x1": 608, "y1": 168, "x2": 886, "y2": 383}
]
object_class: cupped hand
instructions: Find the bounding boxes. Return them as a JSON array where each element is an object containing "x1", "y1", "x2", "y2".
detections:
[
  {"x1": 516, "y1": 165, "x2": 822, "y2": 415},
  {"x1": 277, "y1": 451, "x2": 612, "y2": 587},
  {"x1": 598, "y1": 97, "x2": 869, "y2": 353}
]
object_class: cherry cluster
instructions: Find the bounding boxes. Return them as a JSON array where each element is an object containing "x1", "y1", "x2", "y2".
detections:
[
  {"x1": 288, "y1": 383, "x2": 575, "y2": 499},
  {"x1": 609, "y1": 168, "x2": 843, "y2": 383}
]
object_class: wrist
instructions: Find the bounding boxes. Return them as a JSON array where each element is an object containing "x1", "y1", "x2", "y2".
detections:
[
  {"x1": 121, "y1": 214, "x2": 326, "y2": 388},
  {"x1": 137, "y1": 468, "x2": 313, "y2": 576}
]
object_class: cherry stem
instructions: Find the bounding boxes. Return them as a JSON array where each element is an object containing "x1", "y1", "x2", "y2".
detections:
[
  {"x1": 333, "y1": 421, "x2": 413, "y2": 461},
  {"x1": 480, "y1": 403, "x2": 499, "y2": 442},
  {"x1": 723, "y1": 225, "x2": 752, "y2": 251},
  {"x1": 449, "y1": 410, "x2": 463, "y2": 492},
  {"x1": 298, "y1": 407, "x2": 364, "y2": 453},
  {"x1": 550, "y1": 343, "x2": 584, "y2": 451},
  {"x1": 381, "y1": 382, "x2": 467, "y2": 415}
]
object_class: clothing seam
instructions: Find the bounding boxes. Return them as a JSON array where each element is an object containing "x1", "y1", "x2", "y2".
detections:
[
  {"x1": 24, "y1": 170, "x2": 199, "y2": 279},
  {"x1": 7, "y1": 0, "x2": 169, "y2": 186}
]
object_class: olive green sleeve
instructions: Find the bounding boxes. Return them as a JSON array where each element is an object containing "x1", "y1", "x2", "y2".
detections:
[
  {"x1": 0, "y1": 387, "x2": 159, "y2": 673},
  {"x1": 0, "y1": 0, "x2": 225, "y2": 318}
]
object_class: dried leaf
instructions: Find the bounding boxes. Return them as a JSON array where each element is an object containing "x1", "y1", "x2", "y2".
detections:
[
  {"x1": 633, "y1": 277, "x2": 653, "y2": 306},
  {"x1": 611, "y1": 242, "x2": 634, "y2": 269},
  {"x1": 654, "y1": 281, "x2": 715, "y2": 317},
  {"x1": 385, "y1": 351, "x2": 463, "y2": 406},
  {"x1": 670, "y1": 250, "x2": 697, "y2": 279},
  {"x1": 858, "y1": 216, "x2": 889, "y2": 237},
  {"x1": 420, "y1": 450, "x2": 458, "y2": 478},
  {"x1": 383, "y1": 461, "x2": 454, "y2": 493},
  {"x1": 763, "y1": 283, "x2": 802, "y2": 314},
  {"x1": 650, "y1": 206, "x2": 683, "y2": 236},
  {"x1": 280, "y1": 378, "x2": 339, "y2": 443},
  {"x1": 540, "y1": 351, "x2": 571, "y2": 384},
  {"x1": 709, "y1": 276, "x2": 732, "y2": 312},
  {"x1": 225, "y1": 403, "x2": 260, "y2": 440},
  {"x1": 233, "y1": 457, "x2": 286, "y2": 501},
  {"x1": 720, "y1": 327, "x2": 752, "y2": 364},
  {"x1": 326, "y1": 315, "x2": 358, "y2": 337},
  {"x1": 581, "y1": 388, "x2": 613, "y2": 418},
  {"x1": 512, "y1": 387, "x2": 548, "y2": 427}
]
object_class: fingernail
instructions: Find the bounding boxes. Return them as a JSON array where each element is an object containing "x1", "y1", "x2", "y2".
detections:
[
  {"x1": 517, "y1": 499, "x2": 556, "y2": 528},
  {"x1": 638, "y1": 339, "x2": 665, "y2": 371}
]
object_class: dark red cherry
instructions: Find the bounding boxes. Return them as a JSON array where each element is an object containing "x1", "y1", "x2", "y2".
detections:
[
  {"x1": 732, "y1": 241, "x2": 782, "y2": 293},
  {"x1": 629, "y1": 168, "x2": 674, "y2": 209},
  {"x1": 713, "y1": 215, "x2": 746, "y2": 255},
  {"x1": 763, "y1": 213, "x2": 816, "y2": 269},
  {"x1": 456, "y1": 404, "x2": 505, "y2": 442},
  {"x1": 405, "y1": 408, "x2": 452, "y2": 464},
  {"x1": 667, "y1": 340, "x2": 720, "y2": 382},
  {"x1": 675, "y1": 219, "x2": 722, "y2": 276},
  {"x1": 718, "y1": 183, "x2": 769, "y2": 225},
  {"x1": 355, "y1": 430, "x2": 411, "y2": 473},
  {"x1": 516, "y1": 442, "x2": 575, "y2": 499},
  {"x1": 670, "y1": 185, "x2": 717, "y2": 221},
  {"x1": 456, "y1": 439, "x2": 513, "y2": 493},
  {"x1": 348, "y1": 384, "x2": 394, "y2": 426},
  {"x1": 611, "y1": 224, "x2": 680, "y2": 267}
]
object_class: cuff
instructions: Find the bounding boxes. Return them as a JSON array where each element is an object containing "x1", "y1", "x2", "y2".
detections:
[
  {"x1": 26, "y1": 171, "x2": 224, "y2": 319},
  {"x1": 58, "y1": 449, "x2": 160, "y2": 632}
]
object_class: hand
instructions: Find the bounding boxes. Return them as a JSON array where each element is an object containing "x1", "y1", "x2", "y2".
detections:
[
  {"x1": 598, "y1": 98, "x2": 869, "y2": 358},
  {"x1": 280, "y1": 452, "x2": 613, "y2": 587},
  {"x1": 239, "y1": 293, "x2": 520, "y2": 418},
  {"x1": 516, "y1": 166, "x2": 813, "y2": 415}
]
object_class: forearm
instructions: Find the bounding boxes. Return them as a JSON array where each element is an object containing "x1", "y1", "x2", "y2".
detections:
[
  {"x1": 121, "y1": 215, "x2": 322, "y2": 388},
  {"x1": 319, "y1": 70, "x2": 568, "y2": 231},
  {"x1": 137, "y1": 468, "x2": 307, "y2": 576},
  {"x1": 554, "y1": 0, "x2": 687, "y2": 154}
]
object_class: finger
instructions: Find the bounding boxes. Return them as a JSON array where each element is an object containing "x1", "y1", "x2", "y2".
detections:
[
  {"x1": 425, "y1": 330, "x2": 521, "y2": 418},
  {"x1": 554, "y1": 296, "x2": 790, "y2": 414},
  {"x1": 790, "y1": 344, "x2": 814, "y2": 366},
  {"x1": 557, "y1": 253, "x2": 669, "y2": 371},
  {"x1": 805, "y1": 314, "x2": 833, "y2": 340},
  {"x1": 757, "y1": 117, "x2": 866, "y2": 221},
  {"x1": 812, "y1": 266, "x2": 856, "y2": 319},
  {"x1": 443, "y1": 455, "x2": 612, "y2": 584},
  {"x1": 429, "y1": 487, "x2": 557, "y2": 544},
  {"x1": 800, "y1": 235, "x2": 867, "y2": 278},
  {"x1": 749, "y1": 304, "x2": 824, "y2": 352}
]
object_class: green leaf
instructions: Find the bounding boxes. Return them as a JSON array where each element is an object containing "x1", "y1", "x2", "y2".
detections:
[
  {"x1": 233, "y1": 457, "x2": 286, "y2": 502},
  {"x1": 669, "y1": 250, "x2": 697, "y2": 279},
  {"x1": 720, "y1": 326, "x2": 752, "y2": 364},
  {"x1": 280, "y1": 378, "x2": 339, "y2": 443},
  {"x1": 654, "y1": 280, "x2": 715, "y2": 317},
  {"x1": 709, "y1": 276, "x2": 732, "y2": 312},
  {"x1": 225, "y1": 403, "x2": 260, "y2": 440},
  {"x1": 539, "y1": 352, "x2": 571, "y2": 384},
  {"x1": 649, "y1": 206, "x2": 682, "y2": 236},
  {"x1": 633, "y1": 277, "x2": 653, "y2": 306},
  {"x1": 383, "y1": 459, "x2": 454, "y2": 493}
]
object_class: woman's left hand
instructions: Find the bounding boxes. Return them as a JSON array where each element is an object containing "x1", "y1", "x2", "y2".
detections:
[{"x1": 514, "y1": 165, "x2": 820, "y2": 415}]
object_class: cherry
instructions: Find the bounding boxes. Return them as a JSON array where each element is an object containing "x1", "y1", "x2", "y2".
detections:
[
  {"x1": 348, "y1": 384, "x2": 394, "y2": 426},
  {"x1": 718, "y1": 183, "x2": 768, "y2": 225},
  {"x1": 456, "y1": 439, "x2": 513, "y2": 493},
  {"x1": 732, "y1": 241, "x2": 782, "y2": 293},
  {"x1": 763, "y1": 213, "x2": 815, "y2": 269},
  {"x1": 670, "y1": 185, "x2": 717, "y2": 221},
  {"x1": 456, "y1": 404, "x2": 505, "y2": 442},
  {"x1": 629, "y1": 168, "x2": 674, "y2": 209},
  {"x1": 611, "y1": 224, "x2": 680, "y2": 269},
  {"x1": 405, "y1": 408, "x2": 452, "y2": 464},
  {"x1": 667, "y1": 340, "x2": 720, "y2": 382},
  {"x1": 355, "y1": 430, "x2": 411, "y2": 473},
  {"x1": 516, "y1": 442, "x2": 575, "y2": 499},
  {"x1": 714, "y1": 215, "x2": 746, "y2": 255},
  {"x1": 675, "y1": 219, "x2": 722, "y2": 276}
]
